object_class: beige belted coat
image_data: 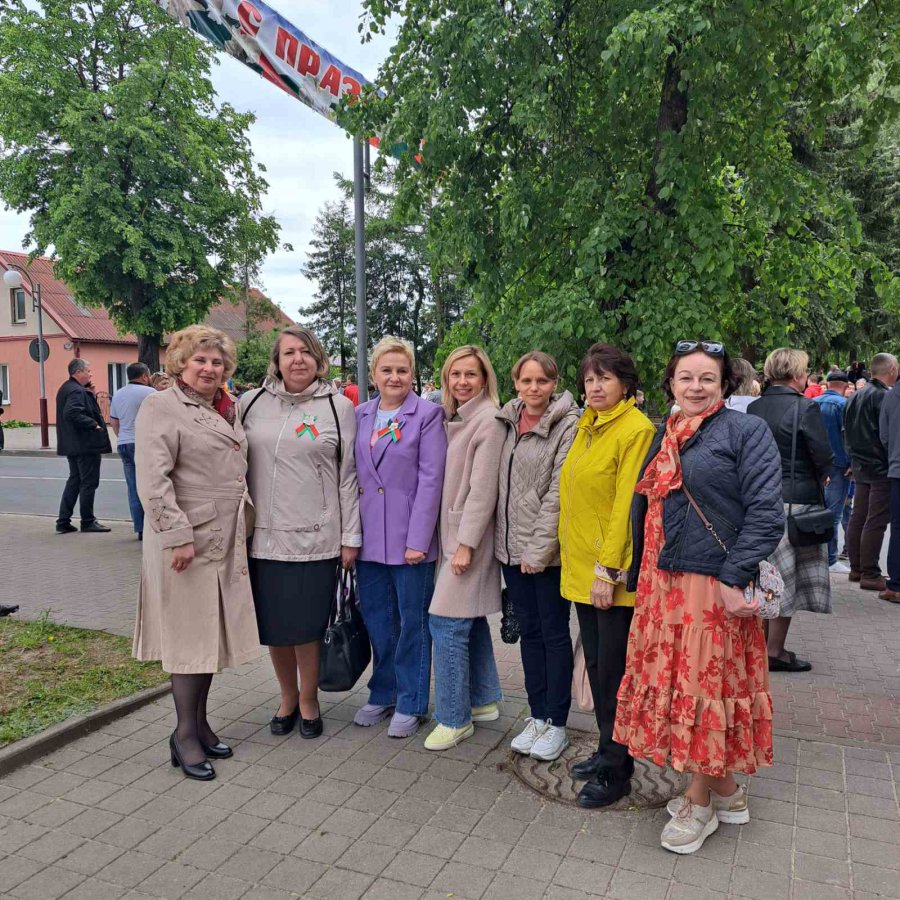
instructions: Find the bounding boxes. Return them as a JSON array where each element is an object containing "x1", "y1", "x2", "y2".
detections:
[{"x1": 132, "y1": 385, "x2": 260, "y2": 674}]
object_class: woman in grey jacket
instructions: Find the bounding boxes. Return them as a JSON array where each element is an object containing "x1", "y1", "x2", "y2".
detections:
[{"x1": 496, "y1": 352, "x2": 579, "y2": 761}]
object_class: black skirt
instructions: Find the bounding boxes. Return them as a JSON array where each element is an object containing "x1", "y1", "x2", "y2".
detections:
[{"x1": 249, "y1": 557, "x2": 339, "y2": 646}]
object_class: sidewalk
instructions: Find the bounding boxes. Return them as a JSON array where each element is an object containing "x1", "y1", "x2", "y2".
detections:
[
  {"x1": 2, "y1": 425, "x2": 118, "y2": 457},
  {"x1": 1, "y1": 514, "x2": 899, "y2": 899}
]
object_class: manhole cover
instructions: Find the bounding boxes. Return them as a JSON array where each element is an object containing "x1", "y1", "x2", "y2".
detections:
[{"x1": 510, "y1": 729, "x2": 689, "y2": 810}]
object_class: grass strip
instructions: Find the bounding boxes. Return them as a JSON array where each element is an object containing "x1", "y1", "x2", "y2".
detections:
[{"x1": 0, "y1": 614, "x2": 167, "y2": 747}]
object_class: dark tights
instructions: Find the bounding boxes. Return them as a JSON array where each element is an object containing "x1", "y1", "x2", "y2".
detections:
[{"x1": 171, "y1": 673, "x2": 218, "y2": 765}]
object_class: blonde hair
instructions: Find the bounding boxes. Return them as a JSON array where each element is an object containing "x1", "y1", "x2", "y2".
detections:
[
  {"x1": 730, "y1": 358, "x2": 758, "y2": 396},
  {"x1": 370, "y1": 335, "x2": 416, "y2": 380},
  {"x1": 440, "y1": 345, "x2": 500, "y2": 416},
  {"x1": 165, "y1": 325, "x2": 236, "y2": 379},
  {"x1": 763, "y1": 348, "x2": 808, "y2": 384},
  {"x1": 268, "y1": 326, "x2": 330, "y2": 382},
  {"x1": 511, "y1": 350, "x2": 559, "y2": 383}
]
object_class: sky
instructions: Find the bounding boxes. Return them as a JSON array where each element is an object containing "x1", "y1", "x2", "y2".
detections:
[{"x1": 0, "y1": 0, "x2": 396, "y2": 323}]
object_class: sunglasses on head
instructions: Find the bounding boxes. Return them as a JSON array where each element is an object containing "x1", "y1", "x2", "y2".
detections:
[{"x1": 675, "y1": 340, "x2": 725, "y2": 357}]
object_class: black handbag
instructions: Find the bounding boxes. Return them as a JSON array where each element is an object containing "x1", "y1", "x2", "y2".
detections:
[
  {"x1": 319, "y1": 567, "x2": 372, "y2": 692},
  {"x1": 786, "y1": 399, "x2": 835, "y2": 547},
  {"x1": 499, "y1": 587, "x2": 520, "y2": 644}
]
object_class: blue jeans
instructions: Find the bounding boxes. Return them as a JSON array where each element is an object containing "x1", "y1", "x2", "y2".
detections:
[
  {"x1": 356, "y1": 560, "x2": 435, "y2": 716},
  {"x1": 502, "y1": 565, "x2": 572, "y2": 725},
  {"x1": 429, "y1": 614, "x2": 502, "y2": 728},
  {"x1": 824, "y1": 464, "x2": 850, "y2": 566},
  {"x1": 118, "y1": 444, "x2": 143, "y2": 534}
]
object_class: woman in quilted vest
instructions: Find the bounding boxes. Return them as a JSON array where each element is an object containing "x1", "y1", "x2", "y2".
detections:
[
  {"x1": 558, "y1": 343, "x2": 655, "y2": 809},
  {"x1": 496, "y1": 351, "x2": 579, "y2": 761}
]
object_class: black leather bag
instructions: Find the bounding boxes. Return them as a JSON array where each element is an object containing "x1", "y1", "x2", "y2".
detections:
[
  {"x1": 319, "y1": 568, "x2": 372, "y2": 692},
  {"x1": 499, "y1": 587, "x2": 520, "y2": 644},
  {"x1": 786, "y1": 400, "x2": 835, "y2": 548}
]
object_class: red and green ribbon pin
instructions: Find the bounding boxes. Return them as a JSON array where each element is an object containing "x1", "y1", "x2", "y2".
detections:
[
  {"x1": 295, "y1": 413, "x2": 320, "y2": 440},
  {"x1": 376, "y1": 419, "x2": 402, "y2": 443}
]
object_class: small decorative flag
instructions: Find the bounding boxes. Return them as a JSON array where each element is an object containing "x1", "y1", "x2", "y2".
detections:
[
  {"x1": 295, "y1": 413, "x2": 320, "y2": 440},
  {"x1": 376, "y1": 419, "x2": 402, "y2": 443}
]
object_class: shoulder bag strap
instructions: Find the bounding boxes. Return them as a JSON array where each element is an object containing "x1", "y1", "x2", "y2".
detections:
[
  {"x1": 681, "y1": 484, "x2": 728, "y2": 555},
  {"x1": 327, "y1": 394, "x2": 343, "y2": 474},
  {"x1": 239, "y1": 388, "x2": 265, "y2": 425},
  {"x1": 788, "y1": 397, "x2": 800, "y2": 519}
]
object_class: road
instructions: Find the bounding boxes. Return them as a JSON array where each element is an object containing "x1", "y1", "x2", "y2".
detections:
[{"x1": 0, "y1": 454, "x2": 131, "y2": 521}]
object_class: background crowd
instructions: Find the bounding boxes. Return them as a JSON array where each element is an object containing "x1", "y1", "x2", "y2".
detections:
[{"x1": 48, "y1": 325, "x2": 900, "y2": 861}]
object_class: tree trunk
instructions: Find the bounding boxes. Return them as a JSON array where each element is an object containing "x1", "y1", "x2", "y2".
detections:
[
  {"x1": 138, "y1": 333, "x2": 162, "y2": 372},
  {"x1": 646, "y1": 54, "x2": 688, "y2": 209}
]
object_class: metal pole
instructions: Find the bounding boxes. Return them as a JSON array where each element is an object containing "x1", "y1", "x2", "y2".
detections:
[
  {"x1": 34, "y1": 282, "x2": 49, "y2": 449},
  {"x1": 353, "y1": 138, "x2": 368, "y2": 403}
]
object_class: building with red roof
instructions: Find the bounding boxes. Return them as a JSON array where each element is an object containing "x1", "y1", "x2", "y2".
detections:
[{"x1": 0, "y1": 250, "x2": 292, "y2": 424}]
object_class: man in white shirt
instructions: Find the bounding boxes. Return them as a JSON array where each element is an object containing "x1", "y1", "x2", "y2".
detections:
[{"x1": 109, "y1": 363, "x2": 155, "y2": 539}]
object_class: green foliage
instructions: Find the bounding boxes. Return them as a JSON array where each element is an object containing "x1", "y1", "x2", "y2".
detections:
[
  {"x1": 234, "y1": 328, "x2": 279, "y2": 386},
  {"x1": 1, "y1": 419, "x2": 32, "y2": 429},
  {"x1": 0, "y1": 0, "x2": 280, "y2": 367},
  {"x1": 346, "y1": 0, "x2": 900, "y2": 396},
  {"x1": 301, "y1": 169, "x2": 469, "y2": 385}
]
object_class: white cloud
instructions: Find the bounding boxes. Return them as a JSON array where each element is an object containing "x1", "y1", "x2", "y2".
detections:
[{"x1": 0, "y1": 0, "x2": 395, "y2": 323}]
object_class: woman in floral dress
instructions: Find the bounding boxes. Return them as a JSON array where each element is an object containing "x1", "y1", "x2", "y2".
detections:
[{"x1": 614, "y1": 341, "x2": 784, "y2": 855}]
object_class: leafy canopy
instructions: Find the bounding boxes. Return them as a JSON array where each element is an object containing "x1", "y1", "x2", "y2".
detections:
[
  {"x1": 0, "y1": 0, "x2": 280, "y2": 363},
  {"x1": 348, "y1": 0, "x2": 900, "y2": 392}
]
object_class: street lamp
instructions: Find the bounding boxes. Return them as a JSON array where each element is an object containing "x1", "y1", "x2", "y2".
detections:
[{"x1": 3, "y1": 264, "x2": 50, "y2": 449}]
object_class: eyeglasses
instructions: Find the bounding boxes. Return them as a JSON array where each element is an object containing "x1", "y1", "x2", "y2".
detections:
[{"x1": 674, "y1": 340, "x2": 725, "y2": 357}]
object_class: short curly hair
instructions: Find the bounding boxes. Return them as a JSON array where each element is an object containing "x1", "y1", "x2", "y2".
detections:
[
  {"x1": 577, "y1": 344, "x2": 639, "y2": 399},
  {"x1": 370, "y1": 335, "x2": 416, "y2": 381},
  {"x1": 165, "y1": 325, "x2": 236, "y2": 379}
]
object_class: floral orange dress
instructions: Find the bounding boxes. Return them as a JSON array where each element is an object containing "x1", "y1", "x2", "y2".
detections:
[{"x1": 613, "y1": 404, "x2": 773, "y2": 777}]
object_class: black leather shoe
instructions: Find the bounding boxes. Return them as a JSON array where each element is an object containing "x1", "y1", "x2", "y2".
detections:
[
  {"x1": 270, "y1": 706, "x2": 299, "y2": 736},
  {"x1": 170, "y1": 734, "x2": 215, "y2": 781},
  {"x1": 299, "y1": 716, "x2": 323, "y2": 739},
  {"x1": 81, "y1": 521, "x2": 111, "y2": 533},
  {"x1": 201, "y1": 740, "x2": 233, "y2": 759},
  {"x1": 577, "y1": 777, "x2": 632, "y2": 809},
  {"x1": 571, "y1": 749, "x2": 606, "y2": 781},
  {"x1": 56, "y1": 524, "x2": 77, "y2": 534}
]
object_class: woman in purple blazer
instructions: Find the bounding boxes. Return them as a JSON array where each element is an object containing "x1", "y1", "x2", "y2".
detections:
[{"x1": 353, "y1": 336, "x2": 448, "y2": 737}]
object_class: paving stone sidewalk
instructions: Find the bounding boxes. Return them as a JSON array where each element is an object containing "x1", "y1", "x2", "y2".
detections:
[{"x1": 2, "y1": 513, "x2": 900, "y2": 899}]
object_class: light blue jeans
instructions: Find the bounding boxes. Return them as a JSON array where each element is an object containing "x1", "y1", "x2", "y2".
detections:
[
  {"x1": 429, "y1": 614, "x2": 502, "y2": 728},
  {"x1": 824, "y1": 464, "x2": 850, "y2": 566}
]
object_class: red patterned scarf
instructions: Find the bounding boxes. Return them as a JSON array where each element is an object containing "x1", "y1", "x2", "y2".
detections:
[
  {"x1": 178, "y1": 379, "x2": 236, "y2": 426},
  {"x1": 636, "y1": 401, "x2": 724, "y2": 499}
]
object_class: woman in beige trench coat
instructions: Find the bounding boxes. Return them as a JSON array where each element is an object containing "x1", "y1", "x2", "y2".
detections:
[{"x1": 133, "y1": 325, "x2": 260, "y2": 781}]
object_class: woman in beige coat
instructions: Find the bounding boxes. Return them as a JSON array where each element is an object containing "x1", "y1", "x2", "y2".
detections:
[
  {"x1": 425, "y1": 345, "x2": 506, "y2": 751},
  {"x1": 134, "y1": 325, "x2": 260, "y2": 781},
  {"x1": 239, "y1": 327, "x2": 361, "y2": 740},
  {"x1": 496, "y1": 351, "x2": 580, "y2": 762}
]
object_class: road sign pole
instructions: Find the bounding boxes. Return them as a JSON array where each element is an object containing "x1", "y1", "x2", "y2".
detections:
[
  {"x1": 354, "y1": 139, "x2": 368, "y2": 403},
  {"x1": 35, "y1": 282, "x2": 49, "y2": 449}
]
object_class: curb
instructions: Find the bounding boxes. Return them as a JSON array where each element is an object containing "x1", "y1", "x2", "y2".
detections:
[{"x1": 0, "y1": 682, "x2": 172, "y2": 776}]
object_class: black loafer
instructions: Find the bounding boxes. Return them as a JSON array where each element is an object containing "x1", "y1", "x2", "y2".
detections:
[
  {"x1": 577, "y1": 777, "x2": 632, "y2": 809},
  {"x1": 571, "y1": 749, "x2": 606, "y2": 781},
  {"x1": 768, "y1": 651, "x2": 812, "y2": 673},
  {"x1": 270, "y1": 707, "x2": 299, "y2": 736},
  {"x1": 299, "y1": 716, "x2": 323, "y2": 739},
  {"x1": 56, "y1": 524, "x2": 77, "y2": 534},
  {"x1": 201, "y1": 741, "x2": 233, "y2": 759},
  {"x1": 81, "y1": 521, "x2": 111, "y2": 533}
]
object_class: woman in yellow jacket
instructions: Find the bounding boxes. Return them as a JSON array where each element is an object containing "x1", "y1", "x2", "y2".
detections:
[{"x1": 559, "y1": 343, "x2": 655, "y2": 809}]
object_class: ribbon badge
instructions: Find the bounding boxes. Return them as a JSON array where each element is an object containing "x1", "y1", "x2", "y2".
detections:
[
  {"x1": 376, "y1": 419, "x2": 402, "y2": 443},
  {"x1": 295, "y1": 413, "x2": 320, "y2": 440}
]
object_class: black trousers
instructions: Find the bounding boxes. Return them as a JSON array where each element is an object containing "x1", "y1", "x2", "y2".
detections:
[
  {"x1": 575, "y1": 602, "x2": 634, "y2": 776},
  {"x1": 57, "y1": 454, "x2": 102, "y2": 527}
]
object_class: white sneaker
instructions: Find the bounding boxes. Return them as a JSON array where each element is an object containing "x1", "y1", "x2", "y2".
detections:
[
  {"x1": 660, "y1": 798, "x2": 719, "y2": 854},
  {"x1": 511, "y1": 717, "x2": 546, "y2": 755},
  {"x1": 829, "y1": 561, "x2": 851, "y2": 574},
  {"x1": 667, "y1": 785, "x2": 750, "y2": 824},
  {"x1": 530, "y1": 721, "x2": 569, "y2": 761}
]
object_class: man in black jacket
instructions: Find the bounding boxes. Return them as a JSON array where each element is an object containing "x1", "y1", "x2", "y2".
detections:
[
  {"x1": 55, "y1": 359, "x2": 113, "y2": 534},
  {"x1": 844, "y1": 352, "x2": 899, "y2": 590}
]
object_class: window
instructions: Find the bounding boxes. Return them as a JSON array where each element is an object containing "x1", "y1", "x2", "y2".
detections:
[
  {"x1": 0, "y1": 364, "x2": 9, "y2": 404},
  {"x1": 108, "y1": 362, "x2": 128, "y2": 396},
  {"x1": 10, "y1": 288, "x2": 26, "y2": 324}
]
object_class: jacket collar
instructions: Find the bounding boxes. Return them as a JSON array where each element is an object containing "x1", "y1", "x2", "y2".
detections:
[
  {"x1": 265, "y1": 376, "x2": 334, "y2": 404},
  {"x1": 871, "y1": 378, "x2": 889, "y2": 391},
  {"x1": 454, "y1": 390, "x2": 494, "y2": 422},
  {"x1": 497, "y1": 391, "x2": 578, "y2": 437},
  {"x1": 172, "y1": 383, "x2": 238, "y2": 441},
  {"x1": 764, "y1": 384, "x2": 803, "y2": 397},
  {"x1": 578, "y1": 397, "x2": 635, "y2": 433}
]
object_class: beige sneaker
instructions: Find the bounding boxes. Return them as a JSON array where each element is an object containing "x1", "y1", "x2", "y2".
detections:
[
  {"x1": 424, "y1": 723, "x2": 474, "y2": 751},
  {"x1": 667, "y1": 785, "x2": 749, "y2": 824},
  {"x1": 660, "y1": 799, "x2": 719, "y2": 854},
  {"x1": 471, "y1": 703, "x2": 499, "y2": 722}
]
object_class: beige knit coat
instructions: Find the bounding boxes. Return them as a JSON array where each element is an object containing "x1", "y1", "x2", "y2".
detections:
[
  {"x1": 494, "y1": 391, "x2": 580, "y2": 568},
  {"x1": 430, "y1": 391, "x2": 506, "y2": 619}
]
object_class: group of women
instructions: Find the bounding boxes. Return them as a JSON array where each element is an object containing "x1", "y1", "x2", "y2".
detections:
[{"x1": 133, "y1": 323, "x2": 821, "y2": 856}]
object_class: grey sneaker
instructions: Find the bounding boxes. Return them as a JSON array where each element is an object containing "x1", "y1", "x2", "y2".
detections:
[
  {"x1": 667, "y1": 785, "x2": 749, "y2": 824},
  {"x1": 660, "y1": 798, "x2": 719, "y2": 854}
]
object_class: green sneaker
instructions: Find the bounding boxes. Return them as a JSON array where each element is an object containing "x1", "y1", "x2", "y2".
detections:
[{"x1": 424, "y1": 723, "x2": 474, "y2": 751}]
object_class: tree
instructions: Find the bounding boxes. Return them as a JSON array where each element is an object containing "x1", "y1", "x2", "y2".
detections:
[
  {"x1": 0, "y1": 0, "x2": 280, "y2": 369},
  {"x1": 348, "y1": 0, "x2": 900, "y2": 395}
]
